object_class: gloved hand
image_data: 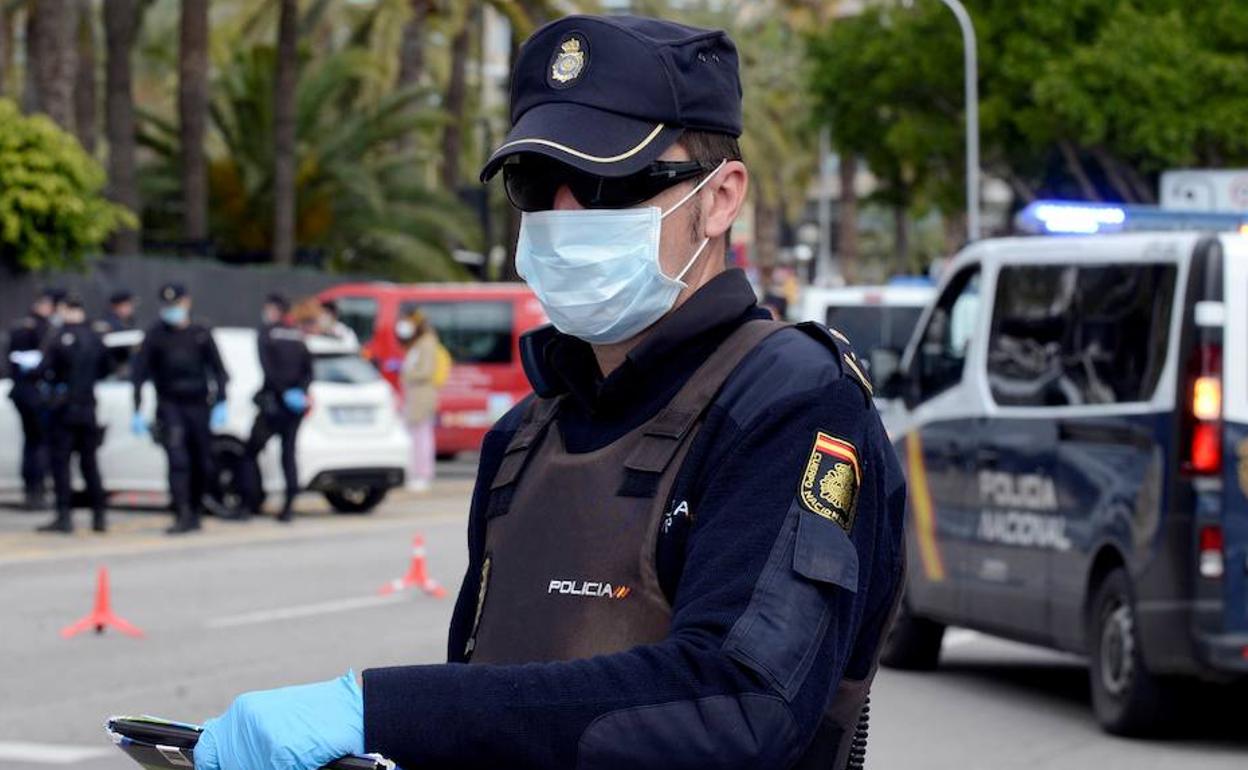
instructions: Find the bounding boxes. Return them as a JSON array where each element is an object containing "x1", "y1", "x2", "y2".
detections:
[
  {"x1": 194, "y1": 671, "x2": 365, "y2": 770},
  {"x1": 210, "y1": 401, "x2": 228, "y2": 430},
  {"x1": 130, "y1": 413, "x2": 148, "y2": 436},
  {"x1": 282, "y1": 387, "x2": 309, "y2": 413}
]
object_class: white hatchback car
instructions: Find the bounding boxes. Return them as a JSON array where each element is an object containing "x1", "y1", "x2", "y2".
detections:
[{"x1": 0, "y1": 327, "x2": 409, "y2": 513}]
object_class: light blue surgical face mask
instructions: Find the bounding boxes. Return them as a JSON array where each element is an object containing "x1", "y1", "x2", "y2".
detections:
[
  {"x1": 160, "y1": 305, "x2": 188, "y2": 326},
  {"x1": 516, "y1": 160, "x2": 726, "y2": 345}
]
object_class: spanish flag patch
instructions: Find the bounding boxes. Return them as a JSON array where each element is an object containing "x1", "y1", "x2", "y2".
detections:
[{"x1": 799, "y1": 432, "x2": 860, "y2": 532}]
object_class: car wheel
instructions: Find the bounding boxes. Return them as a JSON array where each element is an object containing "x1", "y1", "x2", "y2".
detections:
[
  {"x1": 879, "y1": 598, "x2": 945, "y2": 671},
  {"x1": 211, "y1": 438, "x2": 253, "y2": 513},
  {"x1": 1088, "y1": 568, "x2": 1172, "y2": 736},
  {"x1": 324, "y1": 485, "x2": 386, "y2": 514}
]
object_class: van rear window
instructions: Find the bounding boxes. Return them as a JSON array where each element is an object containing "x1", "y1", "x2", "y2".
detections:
[
  {"x1": 401, "y1": 300, "x2": 512, "y2": 364},
  {"x1": 988, "y1": 264, "x2": 1175, "y2": 407}
]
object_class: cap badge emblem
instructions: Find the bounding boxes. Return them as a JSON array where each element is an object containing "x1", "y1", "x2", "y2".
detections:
[{"x1": 551, "y1": 37, "x2": 585, "y2": 83}]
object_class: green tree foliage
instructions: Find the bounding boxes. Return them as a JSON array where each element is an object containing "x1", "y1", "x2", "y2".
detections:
[
  {"x1": 0, "y1": 98, "x2": 135, "y2": 271},
  {"x1": 808, "y1": 1, "x2": 1248, "y2": 212}
]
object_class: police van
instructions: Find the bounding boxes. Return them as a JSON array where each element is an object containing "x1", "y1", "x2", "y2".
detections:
[{"x1": 878, "y1": 229, "x2": 1248, "y2": 735}]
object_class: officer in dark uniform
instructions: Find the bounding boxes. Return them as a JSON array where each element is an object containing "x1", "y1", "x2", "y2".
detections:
[
  {"x1": 238, "y1": 294, "x2": 313, "y2": 522},
  {"x1": 100, "y1": 289, "x2": 137, "y2": 332},
  {"x1": 130, "y1": 284, "x2": 232, "y2": 534},
  {"x1": 34, "y1": 295, "x2": 111, "y2": 534},
  {"x1": 5, "y1": 289, "x2": 59, "y2": 510},
  {"x1": 194, "y1": 16, "x2": 905, "y2": 770}
]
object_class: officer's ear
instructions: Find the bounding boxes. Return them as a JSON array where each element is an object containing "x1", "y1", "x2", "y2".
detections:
[{"x1": 701, "y1": 160, "x2": 747, "y2": 243}]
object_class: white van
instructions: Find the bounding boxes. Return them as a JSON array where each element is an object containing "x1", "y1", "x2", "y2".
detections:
[{"x1": 879, "y1": 232, "x2": 1248, "y2": 735}]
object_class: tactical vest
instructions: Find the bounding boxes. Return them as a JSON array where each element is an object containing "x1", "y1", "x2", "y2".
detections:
[{"x1": 464, "y1": 318, "x2": 897, "y2": 770}]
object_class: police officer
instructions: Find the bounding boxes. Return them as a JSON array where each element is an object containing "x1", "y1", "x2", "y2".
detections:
[
  {"x1": 194, "y1": 15, "x2": 905, "y2": 770},
  {"x1": 35, "y1": 295, "x2": 111, "y2": 534},
  {"x1": 130, "y1": 284, "x2": 232, "y2": 534},
  {"x1": 100, "y1": 289, "x2": 137, "y2": 332},
  {"x1": 238, "y1": 294, "x2": 313, "y2": 522},
  {"x1": 5, "y1": 289, "x2": 59, "y2": 510}
]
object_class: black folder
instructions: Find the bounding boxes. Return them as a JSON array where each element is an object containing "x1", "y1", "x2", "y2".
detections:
[{"x1": 107, "y1": 715, "x2": 393, "y2": 770}]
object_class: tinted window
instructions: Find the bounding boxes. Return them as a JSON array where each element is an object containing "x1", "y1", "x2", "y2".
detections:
[
  {"x1": 335, "y1": 296, "x2": 378, "y2": 343},
  {"x1": 917, "y1": 267, "x2": 981, "y2": 400},
  {"x1": 988, "y1": 264, "x2": 1175, "y2": 406},
  {"x1": 826, "y1": 305, "x2": 925, "y2": 362},
  {"x1": 314, "y1": 355, "x2": 381, "y2": 384},
  {"x1": 401, "y1": 300, "x2": 512, "y2": 364}
]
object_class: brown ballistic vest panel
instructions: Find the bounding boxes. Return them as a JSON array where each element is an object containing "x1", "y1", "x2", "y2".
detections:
[{"x1": 465, "y1": 319, "x2": 786, "y2": 664}]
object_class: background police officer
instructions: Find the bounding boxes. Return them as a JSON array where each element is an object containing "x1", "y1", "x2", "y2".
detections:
[
  {"x1": 239, "y1": 294, "x2": 313, "y2": 522},
  {"x1": 130, "y1": 284, "x2": 231, "y2": 534},
  {"x1": 34, "y1": 294, "x2": 110, "y2": 534},
  {"x1": 100, "y1": 289, "x2": 137, "y2": 332},
  {"x1": 194, "y1": 15, "x2": 905, "y2": 770},
  {"x1": 5, "y1": 288, "x2": 59, "y2": 510}
]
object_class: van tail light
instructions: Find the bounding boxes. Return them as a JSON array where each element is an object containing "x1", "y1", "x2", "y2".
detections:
[
  {"x1": 1199, "y1": 525, "x2": 1224, "y2": 579},
  {"x1": 1182, "y1": 343, "x2": 1222, "y2": 475}
]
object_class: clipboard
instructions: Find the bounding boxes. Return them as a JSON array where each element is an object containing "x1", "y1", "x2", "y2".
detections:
[{"x1": 107, "y1": 716, "x2": 395, "y2": 770}]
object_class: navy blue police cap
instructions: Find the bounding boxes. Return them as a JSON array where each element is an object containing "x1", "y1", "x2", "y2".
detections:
[
  {"x1": 159, "y1": 283, "x2": 188, "y2": 303},
  {"x1": 109, "y1": 289, "x2": 133, "y2": 305},
  {"x1": 480, "y1": 14, "x2": 742, "y2": 182}
]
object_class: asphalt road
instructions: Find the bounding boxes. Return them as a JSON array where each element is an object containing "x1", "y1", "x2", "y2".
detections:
[{"x1": 2, "y1": 468, "x2": 1246, "y2": 770}]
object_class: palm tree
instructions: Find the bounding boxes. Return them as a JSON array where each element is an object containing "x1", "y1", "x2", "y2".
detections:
[
  {"x1": 139, "y1": 42, "x2": 481, "y2": 279},
  {"x1": 0, "y1": 5, "x2": 12, "y2": 97},
  {"x1": 104, "y1": 0, "x2": 142, "y2": 254},
  {"x1": 439, "y1": 1, "x2": 473, "y2": 192},
  {"x1": 272, "y1": 0, "x2": 298, "y2": 265},
  {"x1": 179, "y1": 0, "x2": 209, "y2": 246}
]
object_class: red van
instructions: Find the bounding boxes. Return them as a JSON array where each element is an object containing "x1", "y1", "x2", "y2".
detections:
[{"x1": 317, "y1": 283, "x2": 547, "y2": 456}]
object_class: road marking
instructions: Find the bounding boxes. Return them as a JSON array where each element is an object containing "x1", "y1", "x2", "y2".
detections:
[
  {"x1": 943, "y1": 629, "x2": 980, "y2": 648},
  {"x1": 206, "y1": 594, "x2": 404, "y2": 629},
  {"x1": 0, "y1": 741, "x2": 112, "y2": 764}
]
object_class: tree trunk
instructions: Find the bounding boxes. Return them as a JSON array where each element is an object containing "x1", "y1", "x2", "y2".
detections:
[
  {"x1": 1058, "y1": 140, "x2": 1101, "y2": 202},
  {"x1": 440, "y1": 12, "x2": 472, "y2": 192},
  {"x1": 104, "y1": 0, "x2": 141, "y2": 254},
  {"x1": 837, "y1": 153, "x2": 859, "y2": 284},
  {"x1": 0, "y1": 7, "x2": 11, "y2": 98},
  {"x1": 272, "y1": 0, "x2": 299, "y2": 266},
  {"x1": 23, "y1": 7, "x2": 39, "y2": 112},
  {"x1": 754, "y1": 197, "x2": 781, "y2": 274},
  {"x1": 179, "y1": 0, "x2": 209, "y2": 245},
  {"x1": 396, "y1": 0, "x2": 431, "y2": 92},
  {"x1": 892, "y1": 204, "x2": 910, "y2": 273},
  {"x1": 30, "y1": 0, "x2": 78, "y2": 130},
  {"x1": 395, "y1": 0, "x2": 431, "y2": 153},
  {"x1": 74, "y1": 3, "x2": 97, "y2": 153}
]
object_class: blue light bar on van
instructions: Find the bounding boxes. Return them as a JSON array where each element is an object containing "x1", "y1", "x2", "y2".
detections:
[{"x1": 1016, "y1": 200, "x2": 1248, "y2": 236}]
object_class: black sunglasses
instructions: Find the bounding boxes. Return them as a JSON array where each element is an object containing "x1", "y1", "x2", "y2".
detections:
[{"x1": 502, "y1": 156, "x2": 721, "y2": 212}]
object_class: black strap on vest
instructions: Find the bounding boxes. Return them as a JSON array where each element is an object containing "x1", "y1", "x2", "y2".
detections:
[
  {"x1": 487, "y1": 319, "x2": 789, "y2": 511},
  {"x1": 617, "y1": 319, "x2": 788, "y2": 498}
]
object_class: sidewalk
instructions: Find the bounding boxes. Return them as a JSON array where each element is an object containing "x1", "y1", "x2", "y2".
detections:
[{"x1": 0, "y1": 480, "x2": 473, "y2": 567}]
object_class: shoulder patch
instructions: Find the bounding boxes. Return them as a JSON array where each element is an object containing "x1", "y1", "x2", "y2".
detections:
[
  {"x1": 799, "y1": 432, "x2": 860, "y2": 532},
  {"x1": 793, "y1": 322, "x2": 873, "y2": 403}
]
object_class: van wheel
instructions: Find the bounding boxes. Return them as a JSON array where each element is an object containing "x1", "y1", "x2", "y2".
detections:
[
  {"x1": 1088, "y1": 568, "x2": 1171, "y2": 736},
  {"x1": 880, "y1": 600, "x2": 945, "y2": 671},
  {"x1": 324, "y1": 486, "x2": 386, "y2": 514}
]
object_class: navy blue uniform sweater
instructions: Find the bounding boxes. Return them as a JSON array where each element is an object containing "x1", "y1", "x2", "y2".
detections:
[{"x1": 363, "y1": 269, "x2": 906, "y2": 769}]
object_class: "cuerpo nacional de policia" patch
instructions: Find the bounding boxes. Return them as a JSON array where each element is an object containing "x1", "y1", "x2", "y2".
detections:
[{"x1": 799, "y1": 432, "x2": 861, "y2": 531}]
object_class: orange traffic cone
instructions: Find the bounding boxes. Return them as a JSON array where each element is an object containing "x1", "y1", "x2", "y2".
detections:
[
  {"x1": 60, "y1": 566, "x2": 145, "y2": 638},
  {"x1": 379, "y1": 535, "x2": 446, "y2": 598}
]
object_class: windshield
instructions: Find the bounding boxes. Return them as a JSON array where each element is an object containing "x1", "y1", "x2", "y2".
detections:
[
  {"x1": 825, "y1": 305, "x2": 925, "y2": 358},
  {"x1": 313, "y1": 354, "x2": 381, "y2": 384}
]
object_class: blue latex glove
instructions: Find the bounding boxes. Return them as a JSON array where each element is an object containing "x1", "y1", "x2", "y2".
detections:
[
  {"x1": 130, "y1": 413, "x2": 148, "y2": 436},
  {"x1": 210, "y1": 401, "x2": 228, "y2": 430},
  {"x1": 194, "y1": 671, "x2": 364, "y2": 770},
  {"x1": 282, "y1": 387, "x2": 308, "y2": 413}
]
